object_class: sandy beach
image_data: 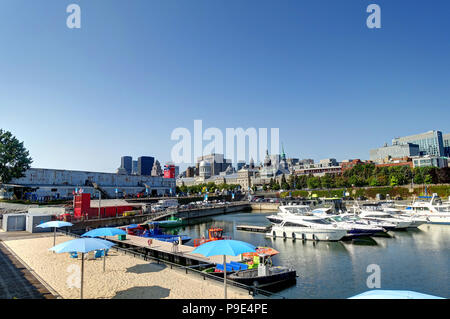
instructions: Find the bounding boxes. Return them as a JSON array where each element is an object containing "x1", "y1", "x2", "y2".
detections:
[{"x1": 3, "y1": 235, "x2": 252, "y2": 299}]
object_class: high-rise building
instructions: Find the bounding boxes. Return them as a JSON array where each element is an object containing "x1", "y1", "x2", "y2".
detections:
[
  {"x1": 392, "y1": 130, "x2": 444, "y2": 157},
  {"x1": 137, "y1": 156, "x2": 154, "y2": 176},
  {"x1": 185, "y1": 166, "x2": 195, "y2": 177},
  {"x1": 237, "y1": 161, "x2": 246, "y2": 171},
  {"x1": 443, "y1": 133, "x2": 450, "y2": 157},
  {"x1": 370, "y1": 143, "x2": 420, "y2": 162},
  {"x1": 132, "y1": 160, "x2": 138, "y2": 175},
  {"x1": 151, "y1": 160, "x2": 162, "y2": 176},
  {"x1": 120, "y1": 156, "x2": 132, "y2": 175}
]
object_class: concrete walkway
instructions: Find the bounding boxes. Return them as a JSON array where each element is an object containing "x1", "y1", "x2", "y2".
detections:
[{"x1": 0, "y1": 241, "x2": 55, "y2": 299}]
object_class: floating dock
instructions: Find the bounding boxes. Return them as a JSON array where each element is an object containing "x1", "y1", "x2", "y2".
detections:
[
  {"x1": 236, "y1": 225, "x2": 271, "y2": 233},
  {"x1": 106, "y1": 234, "x2": 241, "y2": 266}
]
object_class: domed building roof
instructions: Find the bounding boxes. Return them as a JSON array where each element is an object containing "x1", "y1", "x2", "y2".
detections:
[{"x1": 199, "y1": 160, "x2": 211, "y2": 167}]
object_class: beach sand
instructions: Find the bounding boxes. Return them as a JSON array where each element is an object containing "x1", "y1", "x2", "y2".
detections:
[{"x1": 3, "y1": 235, "x2": 252, "y2": 299}]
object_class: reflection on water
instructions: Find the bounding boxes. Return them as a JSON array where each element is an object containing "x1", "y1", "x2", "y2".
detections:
[{"x1": 175, "y1": 211, "x2": 450, "y2": 299}]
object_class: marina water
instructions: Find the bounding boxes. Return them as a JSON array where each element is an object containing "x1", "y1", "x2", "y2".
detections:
[{"x1": 175, "y1": 211, "x2": 449, "y2": 299}]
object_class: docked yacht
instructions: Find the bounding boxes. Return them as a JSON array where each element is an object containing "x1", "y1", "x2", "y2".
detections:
[
  {"x1": 267, "y1": 211, "x2": 348, "y2": 241},
  {"x1": 311, "y1": 207, "x2": 385, "y2": 236},
  {"x1": 339, "y1": 213, "x2": 397, "y2": 231},
  {"x1": 357, "y1": 204, "x2": 412, "y2": 229},
  {"x1": 382, "y1": 207, "x2": 427, "y2": 228},
  {"x1": 266, "y1": 204, "x2": 313, "y2": 225},
  {"x1": 404, "y1": 195, "x2": 450, "y2": 225}
]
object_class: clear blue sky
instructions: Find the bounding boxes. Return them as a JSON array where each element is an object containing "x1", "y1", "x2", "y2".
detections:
[{"x1": 1, "y1": 0, "x2": 449, "y2": 172}]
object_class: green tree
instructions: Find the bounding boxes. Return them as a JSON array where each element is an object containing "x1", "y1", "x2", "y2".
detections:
[
  {"x1": 280, "y1": 174, "x2": 289, "y2": 190},
  {"x1": 0, "y1": 129, "x2": 33, "y2": 184},
  {"x1": 307, "y1": 176, "x2": 321, "y2": 189},
  {"x1": 271, "y1": 181, "x2": 280, "y2": 191},
  {"x1": 424, "y1": 174, "x2": 433, "y2": 185},
  {"x1": 320, "y1": 174, "x2": 335, "y2": 189},
  {"x1": 296, "y1": 175, "x2": 308, "y2": 189},
  {"x1": 390, "y1": 175, "x2": 399, "y2": 186}
]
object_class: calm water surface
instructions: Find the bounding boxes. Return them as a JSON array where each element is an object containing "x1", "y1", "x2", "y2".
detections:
[{"x1": 172, "y1": 211, "x2": 450, "y2": 299}]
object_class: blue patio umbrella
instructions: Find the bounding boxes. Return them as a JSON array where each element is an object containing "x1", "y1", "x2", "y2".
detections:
[
  {"x1": 50, "y1": 238, "x2": 115, "y2": 299},
  {"x1": 349, "y1": 290, "x2": 445, "y2": 299},
  {"x1": 81, "y1": 227, "x2": 126, "y2": 272},
  {"x1": 37, "y1": 221, "x2": 73, "y2": 248},
  {"x1": 81, "y1": 227, "x2": 126, "y2": 238},
  {"x1": 192, "y1": 240, "x2": 256, "y2": 299}
]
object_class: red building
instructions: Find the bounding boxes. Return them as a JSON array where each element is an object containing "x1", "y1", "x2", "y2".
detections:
[
  {"x1": 341, "y1": 159, "x2": 373, "y2": 171},
  {"x1": 164, "y1": 164, "x2": 176, "y2": 178},
  {"x1": 73, "y1": 193, "x2": 135, "y2": 219}
]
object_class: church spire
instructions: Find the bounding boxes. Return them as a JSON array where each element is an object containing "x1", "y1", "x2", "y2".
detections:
[{"x1": 281, "y1": 143, "x2": 286, "y2": 160}]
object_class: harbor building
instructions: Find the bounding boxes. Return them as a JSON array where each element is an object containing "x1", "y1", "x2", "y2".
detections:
[
  {"x1": 370, "y1": 143, "x2": 420, "y2": 163},
  {"x1": 137, "y1": 156, "x2": 155, "y2": 176},
  {"x1": 5, "y1": 167, "x2": 175, "y2": 201},
  {"x1": 392, "y1": 130, "x2": 445, "y2": 157}
]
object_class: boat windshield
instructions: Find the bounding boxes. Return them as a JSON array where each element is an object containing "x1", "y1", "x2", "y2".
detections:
[
  {"x1": 285, "y1": 207, "x2": 311, "y2": 214},
  {"x1": 307, "y1": 218, "x2": 332, "y2": 225},
  {"x1": 330, "y1": 216, "x2": 344, "y2": 222}
]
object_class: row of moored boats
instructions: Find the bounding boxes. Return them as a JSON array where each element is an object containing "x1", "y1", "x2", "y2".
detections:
[{"x1": 266, "y1": 195, "x2": 450, "y2": 241}]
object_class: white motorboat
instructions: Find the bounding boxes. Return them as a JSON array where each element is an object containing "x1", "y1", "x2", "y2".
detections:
[
  {"x1": 266, "y1": 205, "x2": 314, "y2": 225},
  {"x1": 404, "y1": 195, "x2": 450, "y2": 225},
  {"x1": 358, "y1": 208, "x2": 412, "y2": 229},
  {"x1": 310, "y1": 207, "x2": 385, "y2": 236},
  {"x1": 382, "y1": 207, "x2": 427, "y2": 228},
  {"x1": 339, "y1": 213, "x2": 397, "y2": 231},
  {"x1": 266, "y1": 212, "x2": 348, "y2": 241},
  {"x1": 323, "y1": 214, "x2": 385, "y2": 237}
]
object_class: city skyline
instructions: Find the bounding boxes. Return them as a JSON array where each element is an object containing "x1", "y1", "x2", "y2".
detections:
[{"x1": 1, "y1": 1, "x2": 450, "y2": 172}]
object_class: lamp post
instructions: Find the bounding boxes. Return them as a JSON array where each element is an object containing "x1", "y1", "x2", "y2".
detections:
[{"x1": 98, "y1": 190, "x2": 101, "y2": 219}]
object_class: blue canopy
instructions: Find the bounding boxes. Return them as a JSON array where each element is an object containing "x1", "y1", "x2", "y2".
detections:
[
  {"x1": 37, "y1": 221, "x2": 73, "y2": 228},
  {"x1": 50, "y1": 238, "x2": 115, "y2": 254},
  {"x1": 192, "y1": 239, "x2": 256, "y2": 299},
  {"x1": 349, "y1": 290, "x2": 444, "y2": 299},
  {"x1": 126, "y1": 224, "x2": 139, "y2": 229},
  {"x1": 192, "y1": 239, "x2": 256, "y2": 257},
  {"x1": 81, "y1": 227, "x2": 126, "y2": 238}
]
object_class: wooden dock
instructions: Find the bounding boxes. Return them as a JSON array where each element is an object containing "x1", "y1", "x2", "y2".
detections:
[
  {"x1": 236, "y1": 225, "x2": 271, "y2": 233},
  {"x1": 106, "y1": 234, "x2": 241, "y2": 265}
]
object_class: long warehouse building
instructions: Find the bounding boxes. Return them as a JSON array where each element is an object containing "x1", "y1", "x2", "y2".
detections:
[{"x1": 4, "y1": 168, "x2": 176, "y2": 201}]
